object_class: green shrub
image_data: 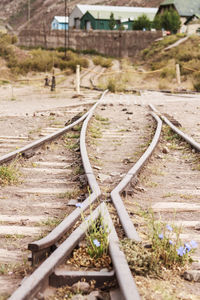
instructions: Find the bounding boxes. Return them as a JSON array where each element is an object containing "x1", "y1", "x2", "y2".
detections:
[
  {"x1": 193, "y1": 80, "x2": 200, "y2": 91},
  {"x1": 160, "y1": 67, "x2": 176, "y2": 79},
  {"x1": 85, "y1": 216, "x2": 109, "y2": 259},
  {"x1": 121, "y1": 213, "x2": 197, "y2": 276},
  {"x1": 65, "y1": 57, "x2": 89, "y2": 72},
  {"x1": 177, "y1": 52, "x2": 193, "y2": 62},
  {"x1": 93, "y1": 56, "x2": 112, "y2": 68},
  {"x1": 107, "y1": 78, "x2": 116, "y2": 92},
  {"x1": 0, "y1": 163, "x2": 20, "y2": 186},
  {"x1": 194, "y1": 72, "x2": 200, "y2": 81},
  {"x1": 11, "y1": 35, "x2": 18, "y2": 44},
  {"x1": 176, "y1": 33, "x2": 186, "y2": 38},
  {"x1": 133, "y1": 14, "x2": 152, "y2": 30},
  {"x1": 157, "y1": 9, "x2": 181, "y2": 33}
]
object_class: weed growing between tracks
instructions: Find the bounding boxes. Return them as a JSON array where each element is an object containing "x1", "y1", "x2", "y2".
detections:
[
  {"x1": 85, "y1": 216, "x2": 110, "y2": 259},
  {"x1": 88, "y1": 116, "x2": 110, "y2": 147},
  {"x1": 0, "y1": 258, "x2": 32, "y2": 277},
  {"x1": 89, "y1": 124, "x2": 102, "y2": 139},
  {"x1": 95, "y1": 114, "x2": 109, "y2": 124},
  {"x1": 0, "y1": 161, "x2": 21, "y2": 186},
  {"x1": 65, "y1": 202, "x2": 111, "y2": 269},
  {"x1": 121, "y1": 209, "x2": 197, "y2": 277},
  {"x1": 58, "y1": 189, "x2": 82, "y2": 200},
  {"x1": 64, "y1": 129, "x2": 81, "y2": 150}
]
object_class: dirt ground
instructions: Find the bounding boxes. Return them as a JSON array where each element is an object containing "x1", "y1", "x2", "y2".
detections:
[{"x1": 0, "y1": 72, "x2": 100, "y2": 137}]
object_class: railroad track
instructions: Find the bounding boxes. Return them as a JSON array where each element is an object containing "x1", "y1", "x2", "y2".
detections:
[
  {"x1": 120, "y1": 104, "x2": 200, "y2": 298},
  {"x1": 1, "y1": 89, "x2": 200, "y2": 299},
  {"x1": 0, "y1": 90, "x2": 158, "y2": 300},
  {"x1": 0, "y1": 62, "x2": 105, "y2": 159},
  {"x1": 149, "y1": 105, "x2": 200, "y2": 255}
]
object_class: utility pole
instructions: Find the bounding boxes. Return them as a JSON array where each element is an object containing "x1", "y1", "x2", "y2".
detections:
[
  {"x1": 67, "y1": 6, "x2": 70, "y2": 49},
  {"x1": 28, "y1": 0, "x2": 30, "y2": 21},
  {"x1": 64, "y1": 0, "x2": 67, "y2": 58}
]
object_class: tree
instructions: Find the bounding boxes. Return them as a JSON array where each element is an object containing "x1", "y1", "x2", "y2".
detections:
[
  {"x1": 109, "y1": 12, "x2": 116, "y2": 30},
  {"x1": 132, "y1": 14, "x2": 152, "y2": 30},
  {"x1": 153, "y1": 14, "x2": 162, "y2": 30},
  {"x1": 162, "y1": 9, "x2": 181, "y2": 33},
  {"x1": 153, "y1": 9, "x2": 181, "y2": 33}
]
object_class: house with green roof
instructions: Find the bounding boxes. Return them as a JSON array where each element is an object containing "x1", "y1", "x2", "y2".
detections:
[
  {"x1": 70, "y1": 4, "x2": 157, "y2": 29},
  {"x1": 158, "y1": 0, "x2": 200, "y2": 34},
  {"x1": 80, "y1": 9, "x2": 157, "y2": 30}
]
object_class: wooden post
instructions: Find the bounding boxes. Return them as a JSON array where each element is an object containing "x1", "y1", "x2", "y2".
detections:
[
  {"x1": 176, "y1": 64, "x2": 181, "y2": 85},
  {"x1": 76, "y1": 65, "x2": 80, "y2": 94}
]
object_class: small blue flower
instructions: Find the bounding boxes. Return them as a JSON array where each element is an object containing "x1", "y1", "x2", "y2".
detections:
[
  {"x1": 177, "y1": 246, "x2": 186, "y2": 257},
  {"x1": 93, "y1": 239, "x2": 101, "y2": 247},
  {"x1": 169, "y1": 240, "x2": 174, "y2": 245},
  {"x1": 158, "y1": 233, "x2": 164, "y2": 240},
  {"x1": 190, "y1": 240, "x2": 198, "y2": 249},
  {"x1": 184, "y1": 243, "x2": 191, "y2": 253},
  {"x1": 166, "y1": 224, "x2": 173, "y2": 231},
  {"x1": 75, "y1": 203, "x2": 82, "y2": 208}
]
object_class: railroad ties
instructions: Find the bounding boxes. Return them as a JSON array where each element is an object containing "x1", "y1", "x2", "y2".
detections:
[
  {"x1": 2, "y1": 88, "x2": 200, "y2": 299},
  {"x1": 1, "y1": 91, "x2": 156, "y2": 300}
]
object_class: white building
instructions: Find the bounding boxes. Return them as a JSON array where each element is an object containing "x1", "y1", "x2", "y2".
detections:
[
  {"x1": 69, "y1": 4, "x2": 158, "y2": 29},
  {"x1": 51, "y1": 16, "x2": 69, "y2": 30}
]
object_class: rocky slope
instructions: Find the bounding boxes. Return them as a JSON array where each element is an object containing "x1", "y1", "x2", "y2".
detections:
[{"x1": 0, "y1": 0, "x2": 163, "y2": 31}]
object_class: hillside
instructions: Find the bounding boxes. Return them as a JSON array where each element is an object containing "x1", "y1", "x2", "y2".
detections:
[
  {"x1": 0, "y1": 0, "x2": 163, "y2": 32},
  {"x1": 133, "y1": 34, "x2": 200, "y2": 91}
]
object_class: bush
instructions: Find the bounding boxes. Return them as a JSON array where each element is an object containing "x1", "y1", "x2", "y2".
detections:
[
  {"x1": 121, "y1": 213, "x2": 197, "y2": 276},
  {"x1": 107, "y1": 78, "x2": 117, "y2": 92},
  {"x1": 177, "y1": 52, "x2": 193, "y2": 62},
  {"x1": 109, "y1": 12, "x2": 116, "y2": 30},
  {"x1": 193, "y1": 80, "x2": 200, "y2": 91},
  {"x1": 11, "y1": 35, "x2": 18, "y2": 44},
  {"x1": 93, "y1": 56, "x2": 112, "y2": 68},
  {"x1": 153, "y1": 9, "x2": 181, "y2": 33},
  {"x1": 160, "y1": 67, "x2": 176, "y2": 79},
  {"x1": 2, "y1": 45, "x2": 89, "y2": 75},
  {"x1": 176, "y1": 33, "x2": 186, "y2": 38},
  {"x1": 133, "y1": 14, "x2": 152, "y2": 30}
]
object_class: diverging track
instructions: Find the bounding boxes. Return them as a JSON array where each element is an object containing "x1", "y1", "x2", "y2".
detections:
[
  {"x1": 2, "y1": 91, "x2": 200, "y2": 300},
  {"x1": 1, "y1": 92, "x2": 159, "y2": 300}
]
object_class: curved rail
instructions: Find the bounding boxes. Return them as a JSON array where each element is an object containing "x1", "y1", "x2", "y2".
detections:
[
  {"x1": 101, "y1": 203, "x2": 141, "y2": 300},
  {"x1": 0, "y1": 111, "x2": 89, "y2": 165},
  {"x1": 9, "y1": 205, "x2": 102, "y2": 300},
  {"x1": 28, "y1": 91, "x2": 107, "y2": 263},
  {"x1": 111, "y1": 111, "x2": 162, "y2": 240},
  {"x1": 149, "y1": 104, "x2": 200, "y2": 152},
  {"x1": 8, "y1": 98, "x2": 163, "y2": 300}
]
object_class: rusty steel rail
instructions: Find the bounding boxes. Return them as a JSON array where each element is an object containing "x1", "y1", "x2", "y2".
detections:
[
  {"x1": 149, "y1": 104, "x2": 200, "y2": 152},
  {"x1": 8, "y1": 94, "x2": 164, "y2": 300},
  {"x1": 111, "y1": 111, "x2": 162, "y2": 241},
  {"x1": 0, "y1": 109, "x2": 90, "y2": 165},
  {"x1": 28, "y1": 91, "x2": 107, "y2": 264},
  {"x1": 8, "y1": 205, "x2": 102, "y2": 300},
  {"x1": 101, "y1": 203, "x2": 141, "y2": 300},
  {"x1": 9, "y1": 202, "x2": 141, "y2": 300}
]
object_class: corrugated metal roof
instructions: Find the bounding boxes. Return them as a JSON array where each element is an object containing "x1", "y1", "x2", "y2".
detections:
[
  {"x1": 54, "y1": 16, "x2": 69, "y2": 23},
  {"x1": 160, "y1": 0, "x2": 200, "y2": 17},
  {"x1": 85, "y1": 9, "x2": 157, "y2": 21},
  {"x1": 77, "y1": 4, "x2": 158, "y2": 15}
]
